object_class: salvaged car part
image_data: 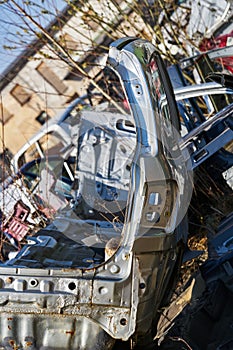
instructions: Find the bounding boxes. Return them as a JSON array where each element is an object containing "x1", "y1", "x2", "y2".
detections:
[
  {"x1": 180, "y1": 102, "x2": 233, "y2": 169},
  {"x1": 0, "y1": 107, "x2": 136, "y2": 262},
  {"x1": 168, "y1": 50, "x2": 233, "y2": 189},
  {"x1": 0, "y1": 38, "x2": 193, "y2": 349}
]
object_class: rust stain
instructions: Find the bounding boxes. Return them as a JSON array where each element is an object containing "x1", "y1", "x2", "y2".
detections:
[
  {"x1": 26, "y1": 341, "x2": 33, "y2": 348},
  {"x1": 6, "y1": 277, "x2": 13, "y2": 284},
  {"x1": 8, "y1": 325, "x2": 12, "y2": 330},
  {"x1": 65, "y1": 330, "x2": 75, "y2": 335},
  {"x1": 8, "y1": 339, "x2": 18, "y2": 350}
]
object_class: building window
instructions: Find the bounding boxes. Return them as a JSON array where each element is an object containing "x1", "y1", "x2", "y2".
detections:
[
  {"x1": 60, "y1": 33, "x2": 78, "y2": 52},
  {"x1": 10, "y1": 84, "x2": 32, "y2": 106},
  {"x1": 0, "y1": 104, "x2": 13, "y2": 124},
  {"x1": 36, "y1": 111, "x2": 51, "y2": 125},
  {"x1": 37, "y1": 62, "x2": 67, "y2": 95},
  {"x1": 81, "y1": 11, "x2": 99, "y2": 31}
]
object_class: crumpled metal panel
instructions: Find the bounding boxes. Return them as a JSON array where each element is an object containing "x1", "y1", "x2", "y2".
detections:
[{"x1": 0, "y1": 313, "x2": 115, "y2": 350}]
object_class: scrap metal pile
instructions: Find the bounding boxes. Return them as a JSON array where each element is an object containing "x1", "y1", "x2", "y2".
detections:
[{"x1": 0, "y1": 11, "x2": 232, "y2": 350}]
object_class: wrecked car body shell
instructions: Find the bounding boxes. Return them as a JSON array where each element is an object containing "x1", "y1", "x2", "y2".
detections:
[
  {"x1": 180, "y1": 101, "x2": 233, "y2": 169},
  {"x1": 0, "y1": 37, "x2": 192, "y2": 349},
  {"x1": 168, "y1": 48, "x2": 233, "y2": 181},
  {"x1": 0, "y1": 36, "x2": 232, "y2": 349}
]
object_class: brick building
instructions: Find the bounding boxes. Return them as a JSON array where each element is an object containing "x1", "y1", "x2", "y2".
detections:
[{"x1": 0, "y1": 0, "x2": 139, "y2": 156}]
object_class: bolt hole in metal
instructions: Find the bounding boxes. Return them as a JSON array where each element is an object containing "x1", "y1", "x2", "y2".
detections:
[
  {"x1": 120, "y1": 318, "x2": 127, "y2": 326},
  {"x1": 98, "y1": 286, "x2": 108, "y2": 295},
  {"x1": 135, "y1": 84, "x2": 142, "y2": 95},
  {"x1": 68, "y1": 281, "x2": 76, "y2": 290},
  {"x1": 29, "y1": 279, "x2": 38, "y2": 287},
  {"x1": 5, "y1": 277, "x2": 13, "y2": 284}
]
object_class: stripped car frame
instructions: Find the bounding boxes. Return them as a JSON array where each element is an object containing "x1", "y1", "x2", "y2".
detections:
[{"x1": 0, "y1": 38, "x2": 232, "y2": 350}]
